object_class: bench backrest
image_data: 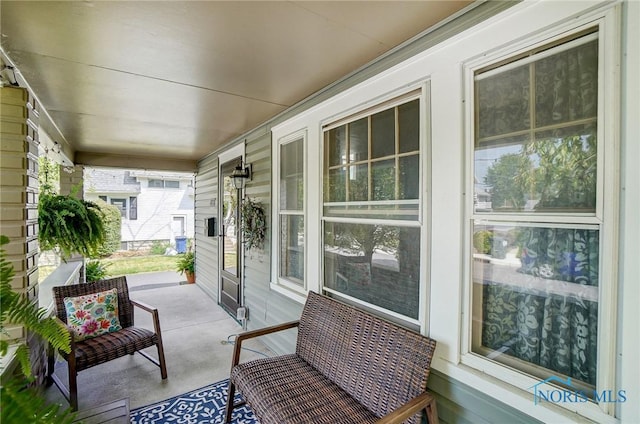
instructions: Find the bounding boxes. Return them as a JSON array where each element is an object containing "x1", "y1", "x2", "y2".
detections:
[{"x1": 296, "y1": 291, "x2": 437, "y2": 420}]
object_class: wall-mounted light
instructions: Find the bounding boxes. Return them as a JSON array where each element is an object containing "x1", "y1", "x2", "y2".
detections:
[{"x1": 231, "y1": 160, "x2": 252, "y2": 190}]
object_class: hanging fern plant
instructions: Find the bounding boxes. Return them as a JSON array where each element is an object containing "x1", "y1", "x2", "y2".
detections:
[
  {"x1": 240, "y1": 197, "x2": 266, "y2": 250},
  {"x1": 38, "y1": 192, "x2": 106, "y2": 259}
]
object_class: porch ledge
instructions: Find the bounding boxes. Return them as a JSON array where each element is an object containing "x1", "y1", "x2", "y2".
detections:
[{"x1": 39, "y1": 260, "x2": 83, "y2": 314}]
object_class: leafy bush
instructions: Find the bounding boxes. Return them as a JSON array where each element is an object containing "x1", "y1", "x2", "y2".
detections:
[
  {"x1": 85, "y1": 260, "x2": 110, "y2": 282},
  {"x1": 94, "y1": 200, "x2": 121, "y2": 258},
  {"x1": 473, "y1": 230, "x2": 493, "y2": 255},
  {"x1": 150, "y1": 240, "x2": 170, "y2": 255}
]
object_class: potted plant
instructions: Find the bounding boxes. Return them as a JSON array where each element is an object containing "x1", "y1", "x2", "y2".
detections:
[{"x1": 176, "y1": 251, "x2": 195, "y2": 284}]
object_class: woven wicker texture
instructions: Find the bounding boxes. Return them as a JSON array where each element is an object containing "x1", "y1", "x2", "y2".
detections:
[
  {"x1": 232, "y1": 354, "x2": 378, "y2": 424},
  {"x1": 71, "y1": 327, "x2": 157, "y2": 370},
  {"x1": 52, "y1": 276, "x2": 155, "y2": 372},
  {"x1": 53, "y1": 277, "x2": 134, "y2": 328},
  {"x1": 296, "y1": 292, "x2": 437, "y2": 422}
]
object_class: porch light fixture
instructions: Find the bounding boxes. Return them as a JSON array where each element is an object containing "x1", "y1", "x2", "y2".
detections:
[{"x1": 231, "y1": 160, "x2": 252, "y2": 190}]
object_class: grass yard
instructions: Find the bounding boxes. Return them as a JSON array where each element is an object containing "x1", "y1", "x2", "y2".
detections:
[{"x1": 99, "y1": 254, "x2": 179, "y2": 277}]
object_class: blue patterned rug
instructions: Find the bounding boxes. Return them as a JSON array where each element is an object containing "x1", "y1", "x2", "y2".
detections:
[{"x1": 129, "y1": 379, "x2": 257, "y2": 423}]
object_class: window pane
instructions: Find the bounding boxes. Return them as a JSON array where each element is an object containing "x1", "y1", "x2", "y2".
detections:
[
  {"x1": 348, "y1": 164, "x2": 368, "y2": 201},
  {"x1": 349, "y1": 118, "x2": 368, "y2": 163},
  {"x1": 326, "y1": 126, "x2": 347, "y2": 166},
  {"x1": 475, "y1": 123, "x2": 596, "y2": 213},
  {"x1": 477, "y1": 64, "x2": 530, "y2": 139},
  {"x1": 280, "y1": 215, "x2": 304, "y2": 285},
  {"x1": 164, "y1": 180, "x2": 180, "y2": 188},
  {"x1": 129, "y1": 196, "x2": 137, "y2": 220},
  {"x1": 535, "y1": 40, "x2": 598, "y2": 127},
  {"x1": 472, "y1": 222, "x2": 599, "y2": 389},
  {"x1": 399, "y1": 154, "x2": 419, "y2": 199},
  {"x1": 398, "y1": 99, "x2": 420, "y2": 153},
  {"x1": 324, "y1": 222, "x2": 420, "y2": 319},
  {"x1": 371, "y1": 109, "x2": 395, "y2": 159},
  {"x1": 325, "y1": 167, "x2": 346, "y2": 202},
  {"x1": 110, "y1": 198, "x2": 127, "y2": 217},
  {"x1": 372, "y1": 159, "x2": 395, "y2": 201},
  {"x1": 280, "y1": 139, "x2": 304, "y2": 210},
  {"x1": 148, "y1": 179, "x2": 164, "y2": 188}
]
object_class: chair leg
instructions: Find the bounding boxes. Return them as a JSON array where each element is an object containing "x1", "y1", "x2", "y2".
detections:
[
  {"x1": 156, "y1": 341, "x2": 168, "y2": 379},
  {"x1": 224, "y1": 381, "x2": 237, "y2": 423},
  {"x1": 68, "y1": 355, "x2": 78, "y2": 411},
  {"x1": 424, "y1": 395, "x2": 439, "y2": 424},
  {"x1": 46, "y1": 347, "x2": 55, "y2": 387}
]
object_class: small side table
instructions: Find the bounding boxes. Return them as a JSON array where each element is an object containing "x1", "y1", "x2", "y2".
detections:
[{"x1": 73, "y1": 398, "x2": 130, "y2": 424}]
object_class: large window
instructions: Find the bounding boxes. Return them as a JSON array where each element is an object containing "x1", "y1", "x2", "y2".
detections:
[
  {"x1": 470, "y1": 33, "x2": 602, "y2": 392},
  {"x1": 277, "y1": 133, "x2": 305, "y2": 289},
  {"x1": 322, "y1": 93, "x2": 422, "y2": 321}
]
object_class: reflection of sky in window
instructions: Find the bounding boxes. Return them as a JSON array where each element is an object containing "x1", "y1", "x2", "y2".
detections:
[{"x1": 474, "y1": 144, "x2": 521, "y2": 188}]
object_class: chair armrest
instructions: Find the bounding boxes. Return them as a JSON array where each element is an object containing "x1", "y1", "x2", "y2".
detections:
[
  {"x1": 130, "y1": 299, "x2": 162, "y2": 336},
  {"x1": 130, "y1": 299, "x2": 157, "y2": 313},
  {"x1": 230, "y1": 321, "x2": 300, "y2": 369},
  {"x1": 375, "y1": 392, "x2": 437, "y2": 424}
]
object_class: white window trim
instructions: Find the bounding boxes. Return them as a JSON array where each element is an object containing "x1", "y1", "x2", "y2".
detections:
[
  {"x1": 460, "y1": 8, "x2": 620, "y2": 422},
  {"x1": 318, "y1": 85, "x2": 430, "y2": 328},
  {"x1": 270, "y1": 129, "x2": 308, "y2": 301}
]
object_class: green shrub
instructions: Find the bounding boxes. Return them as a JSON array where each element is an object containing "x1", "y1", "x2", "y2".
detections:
[
  {"x1": 150, "y1": 240, "x2": 170, "y2": 255},
  {"x1": 94, "y1": 200, "x2": 121, "y2": 258},
  {"x1": 473, "y1": 230, "x2": 493, "y2": 254},
  {"x1": 85, "y1": 260, "x2": 110, "y2": 282}
]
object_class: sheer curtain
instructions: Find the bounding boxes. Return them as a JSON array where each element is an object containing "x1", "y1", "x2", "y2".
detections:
[{"x1": 481, "y1": 228, "x2": 598, "y2": 386}]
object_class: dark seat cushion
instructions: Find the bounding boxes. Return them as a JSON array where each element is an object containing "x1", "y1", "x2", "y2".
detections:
[
  {"x1": 231, "y1": 354, "x2": 378, "y2": 424},
  {"x1": 65, "y1": 327, "x2": 158, "y2": 371}
]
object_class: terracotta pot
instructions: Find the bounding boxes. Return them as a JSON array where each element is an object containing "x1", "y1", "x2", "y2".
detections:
[{"x1": 185, "y1": 271, "x2": 195, "y2": 284}]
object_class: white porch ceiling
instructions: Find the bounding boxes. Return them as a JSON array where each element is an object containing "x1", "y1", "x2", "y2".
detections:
[{"x1": 1, "y1": 1, "x2": 472, "y2": 170}]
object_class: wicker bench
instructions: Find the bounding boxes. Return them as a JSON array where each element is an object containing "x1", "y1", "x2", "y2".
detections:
[{"x1": 224, "y1": 292, "x2": 438, "y2": 424}]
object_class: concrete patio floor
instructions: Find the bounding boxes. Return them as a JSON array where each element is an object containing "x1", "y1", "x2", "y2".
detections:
[{"x1": 44, "y1": 271, "x2": 275, "y2": 413}]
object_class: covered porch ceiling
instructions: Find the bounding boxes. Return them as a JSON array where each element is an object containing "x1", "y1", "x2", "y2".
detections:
[{"x1": 1, "y1": 1, "x2": 473, "y2": 171}]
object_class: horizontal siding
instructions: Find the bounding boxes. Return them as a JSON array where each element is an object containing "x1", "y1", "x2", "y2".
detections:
[
  {"x1": 427, "y1": 370, "x2": 543, "y2": 424},
  {"x1": 194, "y1": 154, "x2": 219, "y2": 301}
]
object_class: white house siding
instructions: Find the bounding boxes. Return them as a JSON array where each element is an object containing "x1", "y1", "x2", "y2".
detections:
[
  {"x1": 125, "y1": 180, "x2": 193, "y2": 245},
  {"x1": 85, "y1": 169, "x2": 194, "y2": 248},
  {"x1": 195, "y1": 2, "x2": 639, "y2": 423}
]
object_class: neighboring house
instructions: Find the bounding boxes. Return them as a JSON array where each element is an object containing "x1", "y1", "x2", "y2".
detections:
[{"x1": 84, "y1": 168, "x2": 194, "y2": 250}]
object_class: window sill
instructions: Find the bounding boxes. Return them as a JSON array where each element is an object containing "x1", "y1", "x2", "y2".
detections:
[
  {"x1": 269, "y1": 282, "x2": 307, "y2": 304},
  {"x1": 447, "y1": 354, "x2": 618, "y2": 424}
]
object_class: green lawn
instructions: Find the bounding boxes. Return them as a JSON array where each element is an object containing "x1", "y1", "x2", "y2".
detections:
[{"x1": 99, "y1": 255, "x2": 179, "y2": 277}]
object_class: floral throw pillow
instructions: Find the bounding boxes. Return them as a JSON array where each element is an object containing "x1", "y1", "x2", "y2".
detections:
[{"x1": 64, "y1": 288, "x2": 122, "y2": 341}]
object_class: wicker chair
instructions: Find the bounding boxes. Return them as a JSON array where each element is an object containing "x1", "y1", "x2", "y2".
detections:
[
  {"x1": 225, "y1": 292, "x2": 438, "y2": 424},
  {"x1": 47, "y1": 276, "x2": 168, "y2": 410}
]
